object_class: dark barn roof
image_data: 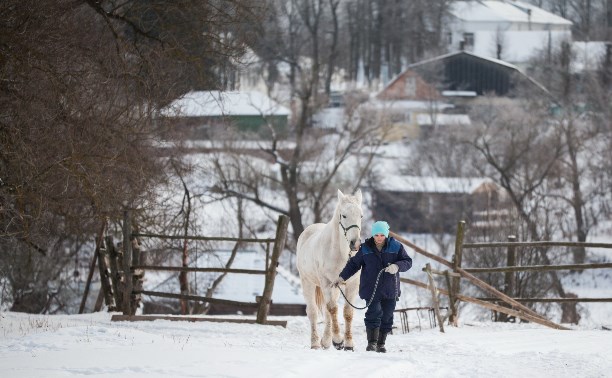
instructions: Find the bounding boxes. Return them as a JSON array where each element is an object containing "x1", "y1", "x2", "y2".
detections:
[{"x1": 393, "y1": 51, "x2": 550, "y2": 98}]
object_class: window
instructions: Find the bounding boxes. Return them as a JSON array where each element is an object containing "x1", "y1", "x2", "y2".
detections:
[{"x1": 462, "y1": 33, "x2": 474, "y2": 49}]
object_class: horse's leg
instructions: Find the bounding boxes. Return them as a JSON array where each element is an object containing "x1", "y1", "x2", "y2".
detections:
[
  {"x1": 322, "y1": 287, "x2": 343, "y2": 350},
  {"x1": 342, "y1": 280, "x2": 359, "y2": 351},
  {"x1": 301, "y1": 280, "x2": 321, "y2": 349}
]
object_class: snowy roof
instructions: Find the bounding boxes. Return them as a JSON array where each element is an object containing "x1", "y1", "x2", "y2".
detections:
[
  {"x1": 450, "y1": 1, "x2": 572, "y2": 26},
  {"x1": 442, "y1": 90, "x2": 478, "y2": 97},
  {"x1": 380, "y1": 50, "x2": 522, "y2": 96},
  {"x1": 380, "y1": 176, "x2": 494, "y2": 194},
  {"x1": 409, "y1": 50, "x2": 520, "y2": 71},
  {"x1": 363, "y1": 99, "x2": 455, "y2": 112},
  {"x1": 416, "y1": 114, "x2": 471, "y2": 126},
  {"x1": 162, "y1": 91, "x2": 290, "y2": 117}
]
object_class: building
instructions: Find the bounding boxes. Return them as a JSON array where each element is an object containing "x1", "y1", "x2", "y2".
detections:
[
  {"x1": 160, "y1": 90, "x2": 291, "y2": 140},
  {"x1": 371, "y1": 176, "x2": 507, "y2": 234},
  {"x1": 362, "y1": 50, "x2": 550, "y2": 141},
  {"x1": 445, "y1": 0, "x2": 573, "y2": 65}
]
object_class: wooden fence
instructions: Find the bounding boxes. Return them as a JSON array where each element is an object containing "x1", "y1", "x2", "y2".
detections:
[
  {"x1": 105, "y1": 212, "x2": 290, "y2": 327},
  {"x1": 392, "y1": 220, "x2": 612, "y2": 331}
]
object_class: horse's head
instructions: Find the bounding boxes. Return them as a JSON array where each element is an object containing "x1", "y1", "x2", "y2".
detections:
[{"x1": 337, "y1": 189, "x2": 363, "y2": 251}]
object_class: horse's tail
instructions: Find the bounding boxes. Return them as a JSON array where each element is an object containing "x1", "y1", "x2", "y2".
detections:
[{"x1": 315, "y1": 286, "x2": 324, "y2": 315}]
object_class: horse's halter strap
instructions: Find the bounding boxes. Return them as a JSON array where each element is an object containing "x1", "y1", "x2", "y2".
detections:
[
  {"x1": 339, "y1": 220, "x2": 360, "y2": 238},
  {"x1": 339, "y1": 220, "x2": 360, "y2": 257}
]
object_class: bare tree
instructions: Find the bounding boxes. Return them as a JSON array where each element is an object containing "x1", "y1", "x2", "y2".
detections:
[{"x1": 0, "y1": 0, "x2": 259, "y2": 312}]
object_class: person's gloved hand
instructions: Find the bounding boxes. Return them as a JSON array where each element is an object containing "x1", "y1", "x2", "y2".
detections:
[
  {"x1": 385, "y1": 264, "x2": 399, "y2": 274},
  {"x1": 331, "y1": 277, "x2": 345, "y2": 288}
]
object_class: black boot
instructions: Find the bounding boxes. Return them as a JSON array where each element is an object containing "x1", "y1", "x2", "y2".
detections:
[
  {"x1": 376, "y1": 330, "x2": 388, "y2": 353},
  {"x1": 366, "y1": 328, "x2": 379, "y2": 352}
]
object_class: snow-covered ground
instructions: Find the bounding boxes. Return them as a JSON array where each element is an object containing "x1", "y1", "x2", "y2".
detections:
[{"x1": 1, "y1": 311, "x2": 610, "y2": 378}]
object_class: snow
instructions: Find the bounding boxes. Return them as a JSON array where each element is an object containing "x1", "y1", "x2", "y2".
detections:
[
  {"x1": 382, "y1": 176, "x2": 493, "y2": 194},
  {"x1": 1, "y1": 311, "x2": 611, "y2": 378},
  {"x1": 415, "y1": 114, "x2": 471, "y2": 127},
  {"x1": 142, "y1": 250, "x2": 304, "y2": 304},
  {"x1": 450, "y1": 1, "x2": 572, "y2": 26},
  {"x1": 447, "y1": 1, "x2": 573, "y2": 64},
  {"x1": 161, "y1": 91, "x2": 290, "y2": 117}
]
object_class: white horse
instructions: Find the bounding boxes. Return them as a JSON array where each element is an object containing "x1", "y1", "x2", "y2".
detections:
[{"x1": 296, "y1": 189, "x2": 363, "y2": 350}]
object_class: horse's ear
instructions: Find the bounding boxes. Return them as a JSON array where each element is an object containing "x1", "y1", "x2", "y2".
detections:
[
  {"x1": 354, "y1": 189, "x2": 362, "y2": 203},
  {"x1": 337, "y1": 189, "x2": 344, "y2": 201}
]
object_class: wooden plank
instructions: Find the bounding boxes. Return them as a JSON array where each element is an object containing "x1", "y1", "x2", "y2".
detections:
[
  {"x1": 428, "y1": 268, "x2": 461, "y2": 277},
  {"x1": 106, "y1": 235, "x2": 122, "y2": 311},
  {"x1": 390, "y1": 231, "x2": 453, "y2": 268},
  {"x1": 257, "y1": 215, "x2": 289, "y2": 324},
  {"x1": 462, "y1": 241, "x2": 612, "y2": 249},
  {"x1": 79, "y1": 222, "x2": 106, "y2": 314},
  {"x1": 424, "y1": 263, "x2": 445, "y2": 333},
  {"x1": 476, "y1": 297, "x2": 612, "y2": 303},
  {"x1": 465, "y1": 262, "x2": 612, "y2": 273},
  {"x1": 132, "y1": 233, "x2": 275, "y2": 243},
  {"x1": 400, "y1": 278, "x2": 570, "y2": 330},
  {"x1": 123, "y1": 210, "x2": 133, "y2": 315},
  {"x1": 450, "y1": 221, "x2": 465, "y2": 326},
  {"x1": 455, "y1": 266, "x2": 569, "y2": 329},
  {"x1": 110, "y1": 315, "x2": 287, "y2": 327},
  {"x1": 454, "y1": 295, "x2": 570, "y2": 329},
  {"x1": 138, "y1": 290, "x2": 258, "y2": 307},
  {"x1": 131, "y1": 265, "x2": 266, "y2": 275}
]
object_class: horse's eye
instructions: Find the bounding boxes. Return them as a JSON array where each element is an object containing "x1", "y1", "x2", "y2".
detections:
[{"x1": 342, "y1": 215, "x2": 346, "y2": 219}]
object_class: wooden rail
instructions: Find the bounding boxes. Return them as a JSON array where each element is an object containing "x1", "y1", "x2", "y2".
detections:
[
  {"x1": 132, "y1": 233, "x2": 275, "y2": 243},
  {"x1": 131, "y1": 265, "x2": 267, "y2": 275},
  {"x1": 111, "y1": 315, "x2": 287, "y2": 327},
  {"x1": 463, "y1": 241, "x2": 612, "y2": 249},
  {"x1": 464, "y1": 262, "x2": 612, "y2": 273},
  {"x1": 116, "y1": 213, "x2": 289, "y2": 326},
  {"x1": 391, "y1": 221, "x2": 611, "y2": 330},
  {"x1": 391, "y1": 230, "x2": 568, "y2": 330},
  {"x1": 136, "y1": 290, "x2": 259, "y2": 307},
  {"x1": 476, "y1": 297, "x2": 612, "y2": 303}
]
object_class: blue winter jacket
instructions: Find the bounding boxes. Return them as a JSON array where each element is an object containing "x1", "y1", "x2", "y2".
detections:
[{"x1": 339, "y1": 236, "x2": 412, "y2": 301}]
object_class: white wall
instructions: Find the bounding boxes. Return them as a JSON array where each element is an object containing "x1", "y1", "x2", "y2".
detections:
[{"x1": 448, "y1": 26, "x2": 572, "y2": 63}]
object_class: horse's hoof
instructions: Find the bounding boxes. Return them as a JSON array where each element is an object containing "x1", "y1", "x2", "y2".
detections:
[
  {"x1": 332, "y1": 340, "x2": 344, "y2": 350},
  {"x1": 344, "y1": 346, "x2": 354, "y2": 351},
  {"x1": 311, "y1": 345, "x2": 321, "y2": 350}
]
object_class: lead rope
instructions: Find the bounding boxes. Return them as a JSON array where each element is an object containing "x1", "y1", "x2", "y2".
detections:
[{"x1": 337, "y1": 267, "x2": 398, "y2": 310}]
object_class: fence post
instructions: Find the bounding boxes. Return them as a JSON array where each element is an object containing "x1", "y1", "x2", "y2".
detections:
[
  {"x1": 449, "y1": 220, "x2": 465, "y2": 326},
  {"x1": 106, "y1": 235, "x2": 122, "y2": 311},
  {"x1": 498, "y1": 235, "x2": 517, "y2": 322},
  {"x1": 122, "y1": 210, "x2": 133, "y2": 316},
  {"x1": 444, "y1": 270, "x2": 456, "y2": 324},
  {"x1": 256, "y1": 215, "x2": 289, "y2": 324},
  {"x1": 97, "y1": 237, "x2": 116, "y2": 311},
  {"x1": 505, "y1": 235, "x2": 517, "y2": 296},
  {"x1": 424, "y1": 263, "x2": 445, "y2": 333}
]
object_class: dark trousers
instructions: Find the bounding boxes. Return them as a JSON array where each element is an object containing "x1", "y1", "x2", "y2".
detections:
[{"x1": 364, "y1": 297, "x2": 397, "y2": 333}]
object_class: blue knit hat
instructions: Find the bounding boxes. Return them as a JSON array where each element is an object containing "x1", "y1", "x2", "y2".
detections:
[{"x1": 371, "y1": 221, "x2": 390, "y2": 237}]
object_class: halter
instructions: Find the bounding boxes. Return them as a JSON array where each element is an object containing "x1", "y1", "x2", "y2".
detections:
[
  {"x1": 339, "y1": 220, "x2": 360, "y2": 238},
  {"x1": 339, "y1": 220, "x2": 360, "y2": 252}
]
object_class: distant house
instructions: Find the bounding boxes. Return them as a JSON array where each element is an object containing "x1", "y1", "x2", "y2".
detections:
[
  {"x1": 382, "y1": 50, "x2": 549, "y2": 99},
  {"x1": 445, "y1": 0, "x2": 573, "y2": 64},
  {"x1": 161, "y1": 90, "x2": 290, "y2": 140},
  {"x1": 364, "y1": 50, "x2": 550, "y2": 141},
  {"x1": 371, "y1": 176, "x2": 507, "y2": 234}
]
